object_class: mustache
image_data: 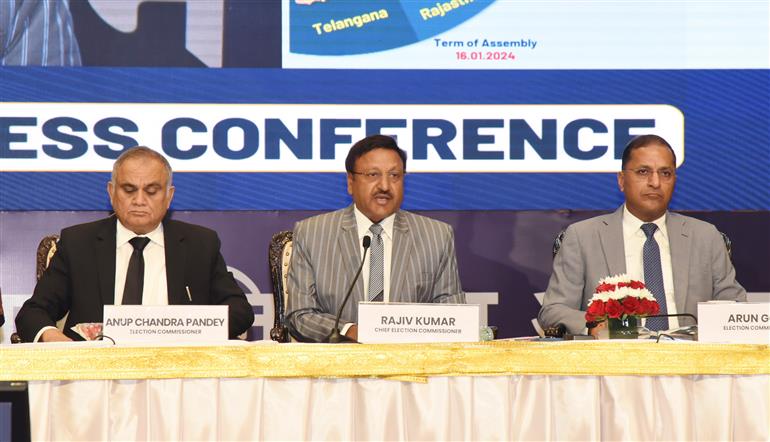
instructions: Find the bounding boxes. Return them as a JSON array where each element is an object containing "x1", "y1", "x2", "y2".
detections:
[{"x1": 373, "y1": 191, "x2": 392, "y2": 198}]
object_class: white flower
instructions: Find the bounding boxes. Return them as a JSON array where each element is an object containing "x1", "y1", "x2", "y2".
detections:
[
  {"x1": 636, "y1": 288, "x2": 655, "y2": 300},
  {"x1": 594, "y1": 291, "x2": 612, "y2": 302},
  {"x1": 597, "y1": 274, "x2": 626, "y2": 286},
  {"x1": 588, "y1": 274, "x2": 653, "y2": 303}
]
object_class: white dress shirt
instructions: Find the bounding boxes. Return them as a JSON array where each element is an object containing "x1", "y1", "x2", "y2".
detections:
[
  {"x1": 342, "y1": 206, "x2": 396, "y2": 334},
  {"x1": 622, "y1": 205, "x2": 679, "y2": 330},
  {"x1": 114, "y1": 220, "x2": 169, "y2": 306},
  {"x1": 353, "y1": 206, "x2": 395, "y2": 302}
]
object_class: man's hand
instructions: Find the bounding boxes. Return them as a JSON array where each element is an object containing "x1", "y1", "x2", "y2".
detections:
[
  {"x1": 41, "y1": 329, "x2": 72, "y2": 342},
  {"x1": 345, "y1": 324, "x2": 358, "y2": 341},
  {"x1": 588, "y1": 321, "x2": 607, "y2": 338}
]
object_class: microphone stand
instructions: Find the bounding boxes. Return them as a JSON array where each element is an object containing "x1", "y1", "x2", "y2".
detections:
[{"x1": 326, "y1": 236, "x2": 371, "y2": 343}]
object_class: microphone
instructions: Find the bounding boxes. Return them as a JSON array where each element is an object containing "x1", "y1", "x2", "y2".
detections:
[
  {"x1": 644, "y1": 313, "x2": 698, "y2": 335},
  {"x1": 644, "y1": 313, "x2": 699, "y2": 340},
  {"x1": 645, "y1": 313, "x2": 698, "y2": 324},
  {"x1": 326, "y1": 235, "x2": 371, "y2": 343}
]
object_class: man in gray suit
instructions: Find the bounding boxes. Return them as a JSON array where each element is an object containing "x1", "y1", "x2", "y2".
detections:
[
  {"x1": 539, "y1": 134, "x2": 746, "y2": 336},
  {"x1": 287, "y1": 135, "x2": 465, "y2": 342}
]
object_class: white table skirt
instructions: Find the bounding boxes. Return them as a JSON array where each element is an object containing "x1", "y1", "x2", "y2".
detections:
[{"x1": 29, "y1": 374, "x2": 769, "y2": 441}]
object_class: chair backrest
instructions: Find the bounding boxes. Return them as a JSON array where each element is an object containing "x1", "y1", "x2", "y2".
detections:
[
  {"x1": 36, "y1": 235, "x2": 60, "y2": 281},
  {"x1": 11, "y1": 234, "x2": 60, "y2": 344},
  {"x1": 552, "y1": 229, "x2": 567, "y2": 259},
  {"x1": 719, "y1": 231, "x2": 733, "y2": 262},
  {"x1": 268, "y1": 231, "x2": 293, "y2": 342}
]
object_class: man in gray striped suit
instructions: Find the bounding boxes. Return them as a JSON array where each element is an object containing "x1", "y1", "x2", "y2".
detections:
[
  {"x1": 286, "y1": 135, "x2": 465, "y2": 342},
  {"x1": 0, "y1": 0, "x2": 81, "y2": 66}
]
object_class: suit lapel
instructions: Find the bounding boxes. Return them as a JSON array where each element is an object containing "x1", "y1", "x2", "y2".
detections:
[
  {"x1": 95, "y1": 217, "x2": 117, "y2": 305},
  {"x1": 338, "y1": 206, "x2": 364, "y2": 302},
  {"x1": 389, "y1": 211, "x2": 412, "y2": 302},
  {"x1": 164, "y1": 220, "x2": 188, "y2": 305},
  {"x1": 667, "y1": 213, "x2": 690, "y2": 313},
  {"x1": 599, "y1": 207, "x2": 626, "y2": 277}
]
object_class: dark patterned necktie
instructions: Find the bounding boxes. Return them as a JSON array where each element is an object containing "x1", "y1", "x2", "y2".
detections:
[
  {"x1": 368, "y1": 224, "x2": 384, "y2": 302},
  {"x1": 122, "y1": 236, "x2": 151, "y2": 305},
  {"x1": 641, "y1": 223, "x2": 669, "y2": 330}
]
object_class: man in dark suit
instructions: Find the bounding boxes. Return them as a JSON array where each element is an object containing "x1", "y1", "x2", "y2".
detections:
[
  {"x1": 16, "y1": 146, "x2": 253, "y2": 342},
  {"x1": 538, "y1": 135, "x2": 746, "y2": 336},
  {"x1": 286, "y1": 135, "x2": 465, "y2": 342}
]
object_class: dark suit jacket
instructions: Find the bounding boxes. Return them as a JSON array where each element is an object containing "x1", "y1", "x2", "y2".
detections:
[{"x1": 16, "y1": 216, "x2": 254, "y2": 341}]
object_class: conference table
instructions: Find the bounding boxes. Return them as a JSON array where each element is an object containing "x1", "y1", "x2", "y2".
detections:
[{"x1": 2, "y1": 340, "x2": 768, "y2": 441}]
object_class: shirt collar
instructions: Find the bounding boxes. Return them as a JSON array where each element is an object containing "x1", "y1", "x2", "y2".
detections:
[
  {"x1": 622, "y1": 204, "x2": 668, "y2": 240},
  {"x1": 353, "y1": 205, "x2": 395, "y2": 242},
  {"x1": 116, "y1": 219, "x2": 165, "y2": 248}
]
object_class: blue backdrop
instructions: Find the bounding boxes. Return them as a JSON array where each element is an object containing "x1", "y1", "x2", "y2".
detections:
[{"x1": 1, "y1": 68, "x2": 768, "y2": 211}]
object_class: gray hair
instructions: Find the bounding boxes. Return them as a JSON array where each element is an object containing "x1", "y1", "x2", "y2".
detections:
[{"x1": 111, "y1": 146, "x2": 173, "y2": 189}]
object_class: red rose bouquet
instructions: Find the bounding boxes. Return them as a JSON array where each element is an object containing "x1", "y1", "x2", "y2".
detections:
[{"x1": 585, "y1": 274, "x2": 660, "y2": 323}]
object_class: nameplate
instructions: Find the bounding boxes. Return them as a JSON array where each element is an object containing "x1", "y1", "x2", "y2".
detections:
[
  {"x1": 357, "y1": 302, "x2": 480, "y2": 344},
  {"x1": 103, "y1": 305, "x2": 228, "y2": 343},
  {"x1": 698, "y1": 302, "x2": 770, "y2": 344}
]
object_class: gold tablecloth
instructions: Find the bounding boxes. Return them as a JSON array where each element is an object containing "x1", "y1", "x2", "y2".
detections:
[{"x1": 1, "y1": 341, "x2": 768, "y2": 381}]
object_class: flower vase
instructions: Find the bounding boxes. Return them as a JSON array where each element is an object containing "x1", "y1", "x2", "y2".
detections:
[{"x1": 608, "y1": 316, "x2": 639, "y2": 339}]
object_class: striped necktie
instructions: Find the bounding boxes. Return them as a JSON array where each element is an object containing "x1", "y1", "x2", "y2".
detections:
[{"x1": 368, "y1": 224, "x2": 384, "y2": 302}]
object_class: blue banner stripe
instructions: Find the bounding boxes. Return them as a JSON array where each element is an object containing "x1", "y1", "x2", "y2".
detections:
[
  {"x1": 1, "y1": 68, "x2": 768, "y2": 210},
  {"x1": 6, "y1": 171, "x2": 765, "y2": 211},
  {"x1": 0, "y1": 68, "x2": 765, "y2": 104}
]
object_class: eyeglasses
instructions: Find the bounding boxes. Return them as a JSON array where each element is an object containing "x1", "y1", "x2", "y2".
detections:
[
  {"x1": 351, "y1": 171, "x2": 405, "y2": 183},
  {"x1": 624, "y1": 167, "x2": 676, "y2": 182}
]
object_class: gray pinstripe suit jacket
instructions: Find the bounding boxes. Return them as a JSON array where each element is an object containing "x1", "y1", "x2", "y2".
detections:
[
  {"x1": 538, "y1": 206, "x2": 747, "y2": 334},
  {"x1": 0, "y1": 0, "x2": 81, "y2": 66},
  {"x1": 286, "y1": 205, "x2": 465, "y2": 342}
]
